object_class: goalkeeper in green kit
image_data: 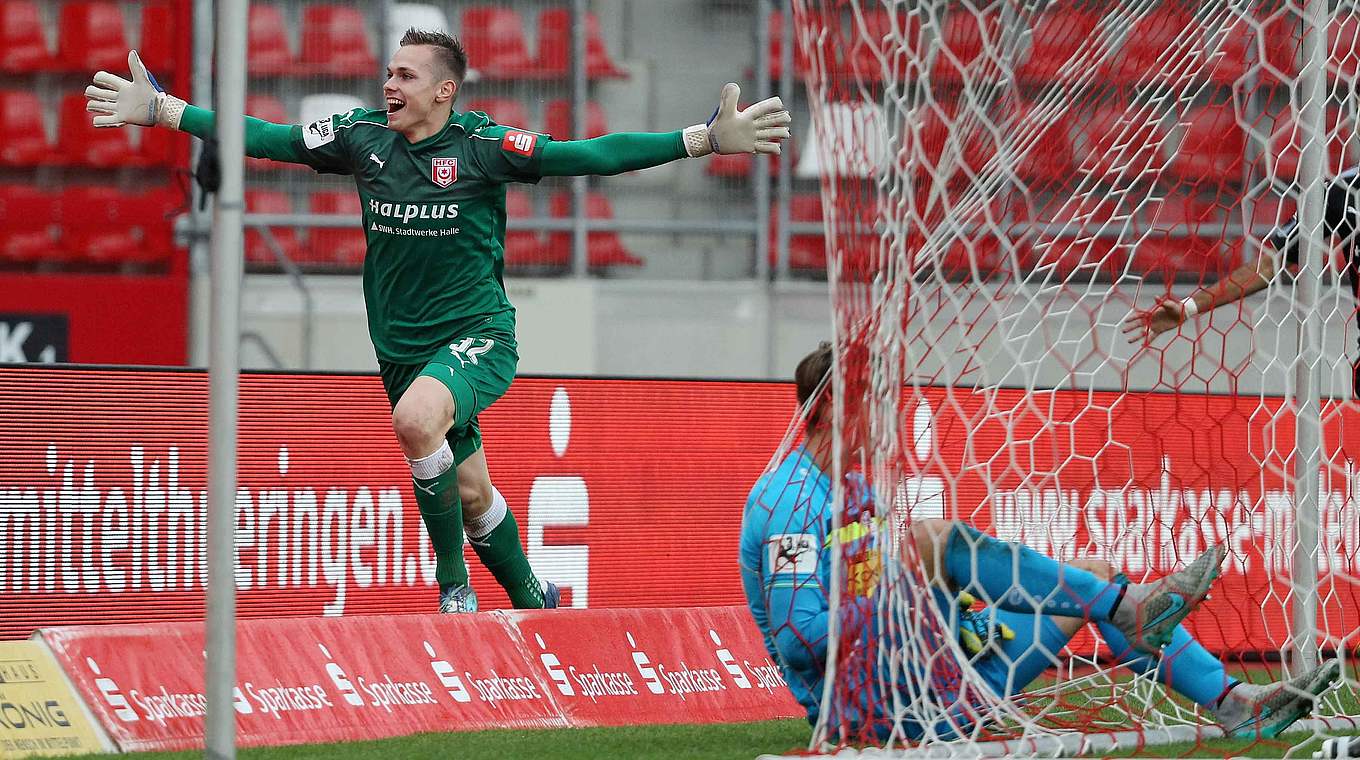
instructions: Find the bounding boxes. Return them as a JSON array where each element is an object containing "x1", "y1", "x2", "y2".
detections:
[{"x1": 84, "y1": 31, "x2": 791, "y2": 613}]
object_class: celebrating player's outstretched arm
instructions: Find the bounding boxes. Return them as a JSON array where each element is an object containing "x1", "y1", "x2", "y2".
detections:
[
  {"x1": 85, "y1": 33, "x2": 791, "y2": 617},
  {"x1": 84, "y1": 52, "x2": 790, "y2": 176}
]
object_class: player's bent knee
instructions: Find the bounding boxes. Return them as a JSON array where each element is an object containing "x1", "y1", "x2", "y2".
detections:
[
  {"x1": 1071, "y1": 558, "x2": 1116, "y2": 581},
  {"x1": 392, "y1": 390, "x2": 454, "y2": 456},
  {"x1": 459, "y1": 481, "x2": 492, "y2": 513}
]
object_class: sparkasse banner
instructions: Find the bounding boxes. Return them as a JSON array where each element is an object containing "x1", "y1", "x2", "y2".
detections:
[{"x1": 40, "y1": 607, "x2": 801, "y2": 752}]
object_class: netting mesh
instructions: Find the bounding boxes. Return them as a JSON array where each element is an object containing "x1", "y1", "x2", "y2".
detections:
[{"x1": 749, "y1": 0, "x2": 1360, "y2": 755}]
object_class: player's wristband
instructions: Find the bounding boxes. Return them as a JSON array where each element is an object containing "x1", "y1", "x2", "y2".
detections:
[
  {"x1": 156, "y1": 92, "x2": 187, "y2": 130},
  {"x1": 682, "y1": 123, "x2": 714, "y2": 157},
  {"x1": 1180, "y1": 296, "x2": 1199, "y2": 320}
]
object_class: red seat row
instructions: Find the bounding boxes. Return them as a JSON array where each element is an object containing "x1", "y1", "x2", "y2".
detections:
[
  {"x1": 0, "y1": 185, "x2": 180, "y2": 265},
  {"x1": 898, "y1": 100, "x2": 1353, "y2": 188},
  {"x1": 461, "y1": 7, "x2": 626, "y2": 80},
  {"x1": 461, "y1": 98, "x2": 609, "y2": 141},
  {"x1": 765, "y1": 8, "x2": 1360, "y2": 87},
  {"x1": 1, "y1": 0, "x2": 179, "y2": 73},
  {"x1": 245, "y1": 189, "x2": 641, "y2": 270},
  {"x1": 0, "y1": 91, "x2": 189, "y2": 167},
  {"x1": 773, "y1": 192, "x2": 1291, "y2": 278},
  {"x1": 249, "y1": 3, "x2": 375, "y2": 76}
]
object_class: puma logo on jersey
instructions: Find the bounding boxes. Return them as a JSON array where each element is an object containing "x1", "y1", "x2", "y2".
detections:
[
  {"x1": 369, "y1": 153, "x2": 386, "y2": 169},
  {"x1": 502, "y1": 130, "x2": 537, "y2": 156}
]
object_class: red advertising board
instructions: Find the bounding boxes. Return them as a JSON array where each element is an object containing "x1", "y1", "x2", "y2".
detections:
[
  {"x1": 512, "y1": 606, "x2": 799, "y2": 727},
  {"x1": 39, "y1": 606, "x2": 800, "y2": 752},
  {"x1": 3, "y1": 367, "x2": 1360, "y2": 657},
  {"x1": 0, "y1": 369, "x2": 793, "y2": 640},
  {"x1": 0, "y1": 273, "x2": 188, "y2": 366}
]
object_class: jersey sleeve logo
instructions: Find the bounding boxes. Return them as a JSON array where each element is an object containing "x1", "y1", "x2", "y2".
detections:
[
  {"x1": 502, "y1": 130, "x2": 538, "y2": 157},
  {"x1": 303, "y1": 117, "x2": 336, "y2": 149},
  {"x1": 431, "y1": 157, "x2": 458, "y2": 187},
  {"x1": 768, "y1": 534, "x2": 817, "y2": 576}
]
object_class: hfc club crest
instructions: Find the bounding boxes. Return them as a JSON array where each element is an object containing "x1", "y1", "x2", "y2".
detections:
[{"x1": 431, "y1": 157, "x2": 458, "y2": 187}]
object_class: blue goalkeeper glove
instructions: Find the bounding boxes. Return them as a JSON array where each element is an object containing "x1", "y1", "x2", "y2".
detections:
[
  {"x1": 956, "y1": 592, "x2": 1015, "y2": 657},
  {"x1": 84, "y1": 50, "x2": 186, "y2": 130}
]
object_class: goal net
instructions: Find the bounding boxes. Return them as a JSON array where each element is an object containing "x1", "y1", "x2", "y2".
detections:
[{"x1": 762, "y1": 0, "x2": 1360, "y2": 755}]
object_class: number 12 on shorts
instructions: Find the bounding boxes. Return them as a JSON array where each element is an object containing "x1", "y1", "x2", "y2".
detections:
[{"x1": 449, "y1": 337, "x2": 494, "y2": 367}]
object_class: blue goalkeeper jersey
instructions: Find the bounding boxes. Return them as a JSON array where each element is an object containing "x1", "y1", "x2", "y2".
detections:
[
  {"x1": 739, "y1": 445, "x2": 833, "y2": 723},
  {"x1": 740, "y1": 447, "x2": 993, "y2": 740}
]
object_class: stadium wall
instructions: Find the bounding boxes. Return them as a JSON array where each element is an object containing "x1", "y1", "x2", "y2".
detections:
[{"x1": 222, "y1": 274, "x2": 1359, "y2": 395}]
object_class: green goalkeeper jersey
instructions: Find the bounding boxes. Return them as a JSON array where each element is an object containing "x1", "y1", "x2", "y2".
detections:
[
  {"x1": 291, "y1": 107, "x2": 545, "y2": 363},
  {"x1": 178, "y1": 103, "x2": 688, "y2": 364}
]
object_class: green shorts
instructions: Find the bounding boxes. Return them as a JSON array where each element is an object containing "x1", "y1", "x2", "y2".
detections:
[{"x1": 379, "y1": 311, "x2": 519, "y2": 464}]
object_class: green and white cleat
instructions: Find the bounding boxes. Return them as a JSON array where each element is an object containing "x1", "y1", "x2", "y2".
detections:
[
  {"x1": 1213, "y1": 660, "x2": 1340, "y2": 739},
  {"x1": 1113, "y1": 544, "x2": 1226, "y2": 653}
]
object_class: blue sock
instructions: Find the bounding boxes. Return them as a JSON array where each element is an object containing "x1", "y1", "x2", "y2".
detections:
[
  {"x1": 943, "y1": 523, "x2": 1123, "y2": 620},
  {"x1": 1098, "y1": 573, "x2": 1236, "y2": 707}
]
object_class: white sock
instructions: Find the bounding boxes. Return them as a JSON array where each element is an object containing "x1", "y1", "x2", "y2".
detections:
[
  {"x1": 465, "y1": 487, "x2": 508, "y2": 540},
  {"x1": 408, "y1": 441, "x2": 454, "y2": 480}
]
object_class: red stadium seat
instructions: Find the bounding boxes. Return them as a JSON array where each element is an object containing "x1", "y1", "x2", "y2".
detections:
[
  {"x1": 1013, "y1": 106, "x2": 1075, "y2": 185},
  {"x1": 1016, "y1": 8, "x2": 1099, "y2": 83},
  {"x1": 58, "y1": 94, "x2": 139, "y2": 167},
  {"x1": 245, "y1": 190, "x2": 303, "y2": 266},
  {"x1": 246, "y1": 94, "x2": 289, "y2": 124},
  {"x1": 460, "y1": 6, "x2": 536, "y2": 80},
  {"x1": 503, "y1": 190, "x2": 555, "y2": 269},
  {"x1": 766, "y1": 11, "x2": 810, "y2": 80},
  {"x1": 932, "y1": 9, "x2": 998, "y2": 83},
  {"x1": 1222, "y1": 12, "x2": 1358, "y2": 84},
  {"x1": 1031, "y1": 196, "x2": 1125, "y2": 278},
  {"x1": 536, "y1": 9, "x2": 627, "y2": 79},
  {"x1": 299, "y1": 5, "x2": 375, "y2": 76},
  {"x1": 1135, "y1": 197, "x2": 1238, "y2": 279},
  {"x1": 1100, "y1": 7, "x2": 1195, "y2": 84},
  {"x1": 706, "y1": 147, "x2": 794, "y2": 179},
  {"x1": 307, "y1": 190, "x2": 365, "y2": 267},
  {"x1": 1330, "y1": 13, "x2": 1360, "y2": 82},
  {"x1": 248, "y1": 4, "x2": 294, "y2": 75},
  {"x1": 0, "y1": 1, "x2": 53, "y2": 73},
  {"x1": 57, "y1": 1, "x2": 129, "y2": 73},
  {"x1": 138, "y1": 1, "x2": 179, "y2": 74},
  {"x1": 0, "y1": 185, "x2": 62, "y2": 264},
  {"x1": 63, "y1": 186, "x2": 177, "y2": 266},
  {"x1": 1076, "y1": 106, "x2": 1170, "y2": 181},
  {"x1": 1204, "y1": 13, "x2": 1296, "y2": 86},
  {"x1": 773, "y1": 194, "x2": 827, "y2": 272},
  {"x1": 463, "y1": 98, "x2": 531, "y2": 130},
  {"x1": 847, "y1": 10, "x2": 914, "y2": 85},
  {"x1": 548, "y1": 192, "x2": 643, "y2": 269},
  {"x1": 139, "y1": 126, "x2": 190, "y2": 167},
  {"x1": 545, "y1": 99, "x2": 608, "y2": 141},
  {"x1": 1170, "y1": 102, "x2": 1248, "y2": 184},
  {"x1": 0, "y1": 91, "x2": 52, "y2": 166},
  {"x1": 1257, "y1": 107, "x2": 1352, "y2": 181},
  {"x1": 242, "y1": 95, "x2": 294, "y2": 171}
]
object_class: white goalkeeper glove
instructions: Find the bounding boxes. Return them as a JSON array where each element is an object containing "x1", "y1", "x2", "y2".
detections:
[
  {"x1": 84, "y1": 50, "x2": 186, "y2": 130},
  {"x1": 683, "y1": 83, "x2": 791, "y2": 158}
]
